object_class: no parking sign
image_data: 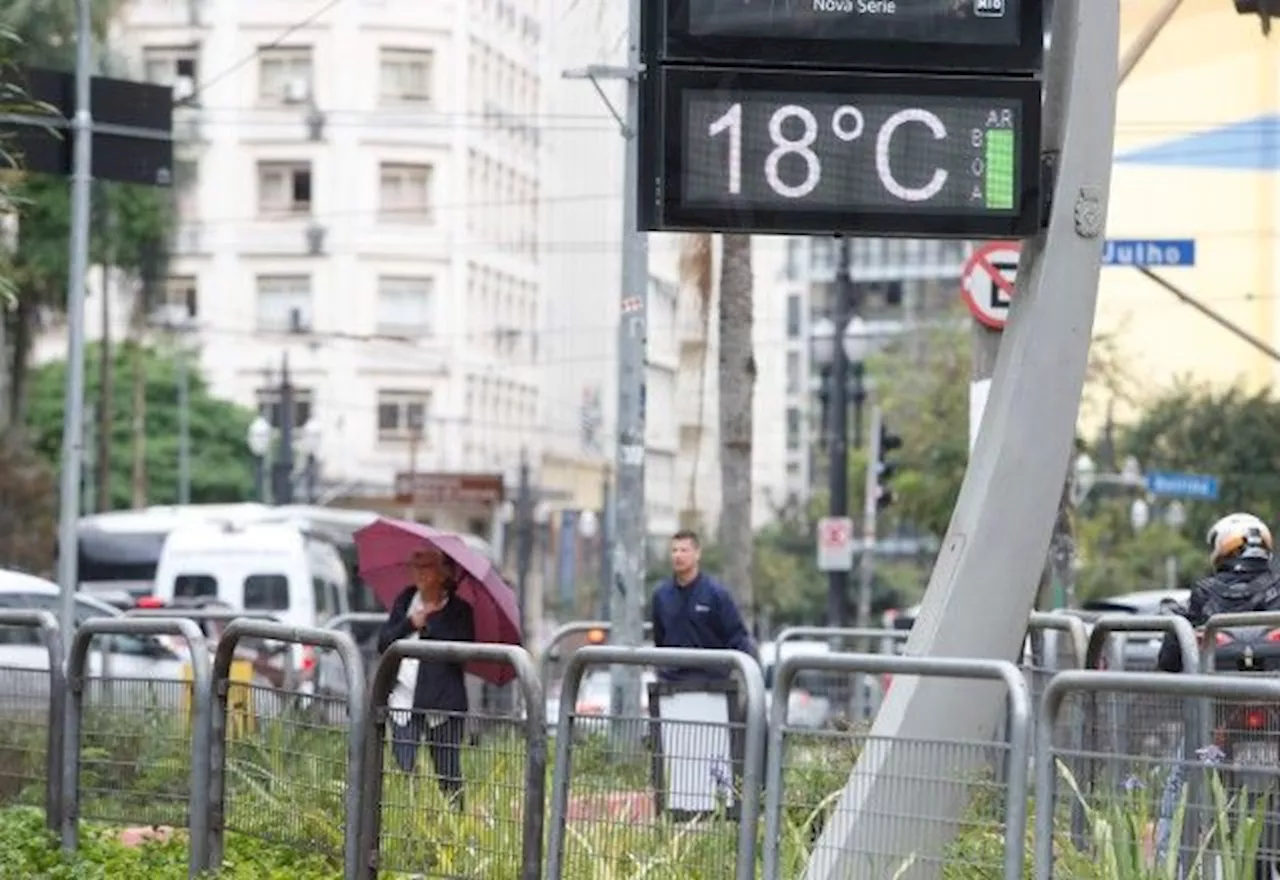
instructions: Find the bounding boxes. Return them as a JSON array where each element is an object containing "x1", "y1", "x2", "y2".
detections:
[{"x1": 961, "y1": 242, "x2": 1021, "y2": 330}]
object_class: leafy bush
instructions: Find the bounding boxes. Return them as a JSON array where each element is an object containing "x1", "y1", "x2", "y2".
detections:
[{"x1": 4, "y1": 703, "x2": 1277, "y2": 879}]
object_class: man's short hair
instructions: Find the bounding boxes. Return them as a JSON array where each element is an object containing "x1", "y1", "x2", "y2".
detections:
[{"x1": 671, "y1": 529, "x2": 700, "y2": 547}]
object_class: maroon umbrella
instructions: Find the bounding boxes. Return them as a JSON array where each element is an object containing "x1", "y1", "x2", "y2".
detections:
[{"x1": 353, "y1": 517, "x2": 522, "y2": 684}]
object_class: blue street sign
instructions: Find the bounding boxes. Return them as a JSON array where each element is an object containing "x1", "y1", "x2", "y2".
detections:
[
  {"x1": 1146, "y1": 470, "x2": 1219, "y2": 500},
  {"x1": 1102, "y1": 239, "x2": 1196, "y2": 268}
]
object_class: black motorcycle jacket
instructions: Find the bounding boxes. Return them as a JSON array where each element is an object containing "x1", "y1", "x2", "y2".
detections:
[{"x1": 1157, "y1": 557, "x2": 1280, "y2": 672}]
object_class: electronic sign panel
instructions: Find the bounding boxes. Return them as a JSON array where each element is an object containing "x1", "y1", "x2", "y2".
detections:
[
  {"x1": 657, "y1": 0, "x2": 1044, "y2": 74},
  {"x1": 643, "y1": 67, "x2": 1042, "y2": 238}
]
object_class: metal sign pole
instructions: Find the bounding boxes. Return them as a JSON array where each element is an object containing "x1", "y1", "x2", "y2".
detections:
[{"x1": 55, "y1": 0, "x2": 95, "y2": 656}]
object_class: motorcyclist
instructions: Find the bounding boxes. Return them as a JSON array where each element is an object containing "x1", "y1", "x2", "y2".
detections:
[{"x1": 1157, "y1": 511, "x2": 1279, "y2": 672}]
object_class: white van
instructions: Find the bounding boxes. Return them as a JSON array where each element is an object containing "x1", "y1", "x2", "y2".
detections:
[{"x1": 153, "y1": 521, "x2": 351, "y2": 692}]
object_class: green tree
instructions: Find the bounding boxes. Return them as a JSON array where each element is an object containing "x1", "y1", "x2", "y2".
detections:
[
  {"x1": 1118, "y1": 382, "x2": 1280, "y2": 534},
  {"x1": 1067, "y1": 380, "x2": 1280, "y2": 599},
  {"x1": 24, "y1": 343, "x2": 258, "y2": 508},
  {"x1": 1073, "y1": 495, "x2": 1202, "y2": 600},
  {"x1": 867, "y1": 316, "x2": 1136, "y2": 540},
  {"x1": 1, "y1": 1, "x2": 172, "y2": 422}
]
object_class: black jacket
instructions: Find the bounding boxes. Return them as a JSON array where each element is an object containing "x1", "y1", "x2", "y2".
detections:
[
  {"x1": 377, "y1": 587, "x2": 475, "y2": 714},
  {"x1": 1157, "y1": 558, "x2": 1280, "y2": 672}
]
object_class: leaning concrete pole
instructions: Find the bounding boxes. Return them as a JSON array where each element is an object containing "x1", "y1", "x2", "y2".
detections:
[{"x1": 803, "y1": 2, "x2": 1120, "y2": 877}]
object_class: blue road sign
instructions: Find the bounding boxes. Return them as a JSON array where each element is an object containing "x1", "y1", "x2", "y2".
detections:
[
  {"x1": 1102, "y1": 239, "x2": 1196, "y2": 268},
  {"x1": 1146, "y1": 470, "x2": 1219, "y2": 500}
]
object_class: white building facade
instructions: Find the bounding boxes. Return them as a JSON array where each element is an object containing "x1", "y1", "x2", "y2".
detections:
[
  {"x1": 542, "y1": 2, "x2": 793, "y2": 542},
  {"x1": 781, "y1": 237, "x2": 973, "y2": 503},
  {"x1": 95, "y1": 0, "x2": 547, "y2": 525}
]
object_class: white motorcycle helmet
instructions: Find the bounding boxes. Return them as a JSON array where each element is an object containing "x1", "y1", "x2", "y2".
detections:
[{"x1": 1206, "y1": 512, "x2": 1274, "y2": 568}]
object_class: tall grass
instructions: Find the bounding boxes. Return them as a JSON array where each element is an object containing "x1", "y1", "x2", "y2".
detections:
[{"x1": 3, "y1": 701, "x2": 1277, "y2": 879}]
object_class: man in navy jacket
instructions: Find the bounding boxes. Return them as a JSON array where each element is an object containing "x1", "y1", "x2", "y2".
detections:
[{"x1": 650, "y1": 529, "x2": 757, "y2": 681}]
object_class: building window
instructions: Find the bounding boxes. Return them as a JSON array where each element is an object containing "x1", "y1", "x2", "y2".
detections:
[
  {"x1": 257, "y1": 162, "x2": 312, "y2": 217},
  {"x1": 255, "y1": 275, "x2": 313, "y2": 332},
  {"x1": 376, "y1": 276, "x2": 433, "y2": 337},
  {"x1": 379, "y1": 48, "x2": 433, "y2": 105},
  {"x1": 786, "y1": 294, "x2": 801, "y2": 339},
  {"x1": 258, "y1": 47, "x2": 313, "y2": 105},
  {"x1": 786, "y1": 351, "x2": 800, "y2": 395},
  {"x1": 142, "y1": 46, "x2": 199, "y2": 101},
  {"x1": 786, "y1": 407, "x2": 801, "y2": 451},
  {"x1": 379, "y1": 163, "x2": 432, "y2": 222},
  {"x1": 255, "y1": 386, "x2": 314, "y2": 429},
  {"x1": 152, "y1": 275, "x2": 198, "y2": 324},
  {"x1": 377, "y1": 390, "x2": 430, "y2": 441}
]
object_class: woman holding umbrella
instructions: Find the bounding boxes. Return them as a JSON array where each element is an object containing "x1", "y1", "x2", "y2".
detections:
[
  {"x1": 377, "y1": 546, "x2": 474, "y2": 803},
  {"x1": 356, "y1": 518, "x2": 524, "y2": 810}
]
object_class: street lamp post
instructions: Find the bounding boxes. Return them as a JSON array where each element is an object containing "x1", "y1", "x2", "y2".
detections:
[
  {"x1": 1130, "y1": 495, "x2": 1187, "y2": 590},
  {"x1": 1066, "y1": 453, "x2": 1151, "y2": 606},
  {"x1": 810, "y1": 242, "x2": 873, "y2": 629},
  {"x1": 246, "y1": 416, "x2": 272, "y2": 503},
  {"x1": 298, "y1": 420, "x2": 322, "y2": 504}
]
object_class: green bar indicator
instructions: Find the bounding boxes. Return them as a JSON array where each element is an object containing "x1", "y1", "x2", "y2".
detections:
[{"x1": 985, "y1": 129, "x2": 1015, "y2": 210}]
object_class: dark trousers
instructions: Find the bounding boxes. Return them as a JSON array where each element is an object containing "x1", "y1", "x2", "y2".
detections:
[{"x1": 391, "y1": 714, "x2": 466, "y2": 806}]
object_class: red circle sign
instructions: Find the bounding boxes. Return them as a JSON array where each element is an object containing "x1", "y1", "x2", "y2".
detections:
[{"x1": 960, "y1": 241, "x2": 1020, "y2": 330}]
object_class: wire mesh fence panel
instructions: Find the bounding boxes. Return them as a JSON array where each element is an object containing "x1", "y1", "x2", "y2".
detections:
[
  {"x1": 1039, "y1": 687, "x2": 1280, "y2": 877},
  {"x1": 555, "y1": 698, "x2": 742, "y2": 879},
  {"x1": 220, "y1": 677, "x2": 352, "y2": 864},
  {"x1": 0, "y1": 664, "x2": 51, "y2": 810},
  {"x1": 771, "y1": 725, "x2": 1015, "y2": 877},
  {"x1": 372, "y1": 705, "x2": 529, "y2": 878},
  {"x1": 78, "y1": 674, "x2": 194, "y2": 829}
]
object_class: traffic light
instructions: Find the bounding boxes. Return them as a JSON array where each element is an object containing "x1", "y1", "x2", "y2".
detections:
[
  {"x1": 874, "y1": 419, "x2": 903, "y2": 511},
  {"x1": 1235, "y1": 0, "x2": 1280, "y2": 34}
]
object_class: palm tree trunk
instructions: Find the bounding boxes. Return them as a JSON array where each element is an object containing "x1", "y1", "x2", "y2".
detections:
[
  {"x1": 677, "y1": 233, "x2": 714, "y2": 524},
  {"x1": 716, "y1": 233, "x2": 756, "y2": 618}
]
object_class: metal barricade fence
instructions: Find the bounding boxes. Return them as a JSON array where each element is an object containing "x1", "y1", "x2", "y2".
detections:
[
  {"x1": 357, "y1": 640, "x2": 546, "y2": 880},
  {"x1": 207, "y1": 620, "x2": 368, "y2": 877},
  {"x1": 773, "y1": 626, "x2": 909, "y2": 724},
  {"x1": 762, "y1": 653, "x2": 1031, "y2": 880},
  {"x1": 541, "y1": 622, "x2": 654, "y2": 703},
  {"x1": 1084, "y1": 615, "x2": 1200, "y2": 762},
  {"x1": 123, "y1": 608, "x2": 286, "y2": 690},
  {"x1": 0, "y1": 610, "x2": 64, "y2": 830},
  {"x1": 62, "y1": 616, "x2": 213, "y2": 878},
  {"x1": 322, "y1": 612, "x2": 389, "y2": 672},
  {"x1": 1080, "y1": 616, "x2": 1202, "y2": 854},
  {"x1": 1034, "y1": 670, "x2": 1280, "y2": 880},
  {"x1": 545, "y1": 646, "x2": 766, "y2": 880}
]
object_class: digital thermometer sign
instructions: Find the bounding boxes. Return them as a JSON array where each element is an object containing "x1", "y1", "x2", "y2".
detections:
[
  {"x1": 644, "y1": 67, "x2": 1042, "y2": 238},
  {"x1": 657, "y1": 0, "x2": 1044, "y2": 74}
]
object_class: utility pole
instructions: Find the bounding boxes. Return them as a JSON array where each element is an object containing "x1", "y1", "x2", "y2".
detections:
[
  {"x1": 83, "y1": 403, "x2": 97, "y2": 515},
  {"x1": 405, "y1": 424, "x2": 422, "y2": 521},
  {"x1": 826, "y1": 237, "x2": 853, "y2": 629},
  {"x1": 514, "y1": 449, "x2": 533, "y2": 634},
  {"x1": 176, "y1": 327, "x2": 191, "y2": 505},
  {"x1": 599, "y1": 467, "x2": 613, "y2": 620},
  {"x1": 97, "y1": 261, "x2": 112, "y2": 511},
  {"x1": 563, "y1": 0, "x2": 649, "y2": 726},
  {"x1": 274, "y1": 353, "x2": 295, "y2": 505},
  {"x1": 852, "y1": 405, "x2": 882, "y2": 721},
  {"x1": 55, "y1": 0, "x2": 94, "y2": 656}
]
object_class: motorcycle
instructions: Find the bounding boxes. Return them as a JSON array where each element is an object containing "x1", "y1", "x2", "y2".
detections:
[{"x1": 1205, "y1": 623, "x2": 1280, "y2": 878}]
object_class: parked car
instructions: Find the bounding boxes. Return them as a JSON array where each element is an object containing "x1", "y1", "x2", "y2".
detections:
[
  {"x1": 0, "y1": 569, "x2": 189, "y2": 712},
  {"x1": 759, "y1": 640, "x2": 835, "y2": 729},
  {"x1": 1079, "y1": 588, "x2": 1191, "y2": 670},
  {"x1": 546, "y1": 669, "x2": 657, "y2": 735}
]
